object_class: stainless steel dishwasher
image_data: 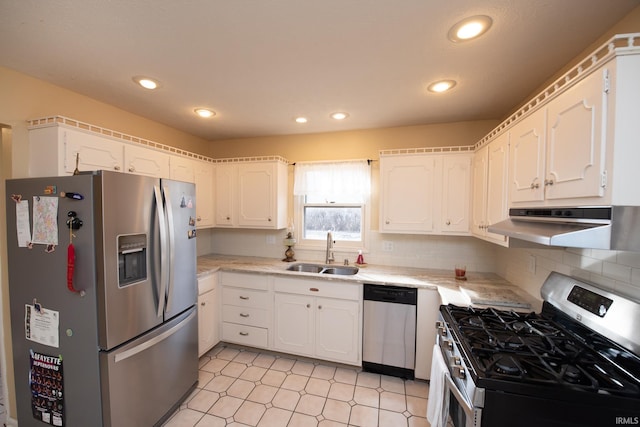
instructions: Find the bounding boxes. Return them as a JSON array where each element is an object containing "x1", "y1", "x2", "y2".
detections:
[{"x1": 362, "y1": 284, "x2": 417, "y2": 379}]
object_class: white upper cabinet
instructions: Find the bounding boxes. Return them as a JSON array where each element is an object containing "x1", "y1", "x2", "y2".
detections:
[
  {"x1": 124, "y1": 144, "x2": 170, "y2": 178},
  {"x1": 510, "y1": 68, "x2": 607, "y2": 206},
  {"x1": 441, "y1": 154, "x2": 472, "y2": 233},
  {"x1": 509, "y1": 107, "x2": 547, "y2": 204},
  {"x1": 472, "y1": 133, "x2": 510, "y2": 246},
  {"x1": 169, "y1": 155, "x2": 196, "y2": 183},
  {"x1": 380, "y1": 151, "x2": 472, "y2": 235},
  {"x1": 215, "y1": 159, "x2": 288, "y2": 229},
  {"x1": 193, "y1": 160, "x2": 214, "y2": 228},
  {"x1": 380, "y1": 154, "x2": 436, "y2": 233}
]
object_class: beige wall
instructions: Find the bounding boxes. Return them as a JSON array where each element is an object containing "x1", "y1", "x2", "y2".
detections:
[
  {"x1": 207, "y1": 120, "x2": 497, "y2": 160},
  {"x1": 0, "y1": 65, "x2": 210, "y2": 176}
]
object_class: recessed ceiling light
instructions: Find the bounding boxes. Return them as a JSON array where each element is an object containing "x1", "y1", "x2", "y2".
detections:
[
  {"x1": 330, "y1": 112, "x2": 349, "y2": 120},
  {"x1": 194, "y1": 108, "x2": 216, "y2": 118},
  {"x1": 448, "y1": 15, "x2": 492, "y2": 42},
  {"x1": 133, "y1": 76, "x2": 160, "y2": 90},
  {"x1": 295, "y1": 117, "x2": 308, "y2": 124},
  {"x1": 428, "y1": 80, "x2": 457, "y2": 93}
]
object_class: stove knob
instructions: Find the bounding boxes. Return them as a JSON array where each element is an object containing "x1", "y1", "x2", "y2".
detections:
[
  {"x1": 443, "y1": 340, "x2": 453, "y2": 352},
  {"x1": 453, "y1": 356, "x2": 461, "y2": 365},
  {"x1": 453, "y1": 366, "x2": 466, "y2": 379},
  {"x1": 435, "y1": 321, "x2": 444, "y2": 329},
  {"x1": 437, "y1": 327, "x2": 447, "y2": 337}
]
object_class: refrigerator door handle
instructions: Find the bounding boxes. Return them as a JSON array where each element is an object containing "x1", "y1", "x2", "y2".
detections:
[
  {"x1": 163, "y1": 186, "x2": 176, "y2": 313},
  {"x1": 154, "y1": 185, "x2": 167, "y2": 317},
  {"x1": 113, "y1": 309, "x2": 196, "y2": 363}
]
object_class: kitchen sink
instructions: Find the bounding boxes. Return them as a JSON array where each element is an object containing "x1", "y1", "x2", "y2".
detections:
[{"x1": 286, "y1": 263, "x2": 359, "y2": 276}]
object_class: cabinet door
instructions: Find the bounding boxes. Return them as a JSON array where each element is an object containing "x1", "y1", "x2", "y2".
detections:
[
  {"x1": 545, "y1": 68, "x2": 607, "y2": 201},
  {"x1": 441, "y1": 155, "x2": 471, "y2": 233},
  {"x1": 170, "y1": 156, "x2": 195, "y2": 183},
  {"x1": 510, "y1": 107, "x2": 546, "y2": 203},
  {"x1": 124, "y1": 145, "x2": 170, "y2": 178},
  {"x1": 485, "y1": 133, "x2": 510, "y2": 244},
  {"x1": 380, "y1": 155, "x2": 436, "y2": 233},
  {"x1": 471, "y1": 146, "x2": 489, "y2": 238},
  {"x1": 65, "y1": 129, "x2": 124, "y2": 173},
  {"x1": 194, "y1": 161, "x2": 214, "y2": 227},
  {"x1": 237, "y1": 162, "x2": 276, "y2": 228},
  {"x1": 198, "y1": 288, "x2": 218, "y2": 357},
  {"x1": 214, "y1": 164, "x2": 236, "y2": 227},
  {"x1": 315, "y1": 297, "x2": 360, "y2": 364},
  {"x1": 273, "y1": 293, "x2": 314, "y2": 357}
]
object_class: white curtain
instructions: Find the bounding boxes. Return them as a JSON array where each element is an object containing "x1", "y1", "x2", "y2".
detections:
[{"x1": 293, "y1": 160, "x2": 371, "y2": 199}]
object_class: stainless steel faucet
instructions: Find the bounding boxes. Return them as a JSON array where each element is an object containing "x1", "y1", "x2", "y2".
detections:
[{"x1": 325, "y1": 231, "x2": 335, "y2": 264}]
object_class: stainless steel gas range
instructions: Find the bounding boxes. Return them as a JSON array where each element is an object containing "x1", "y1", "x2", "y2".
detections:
[{"x1": 430, "y1": 272, "x2": 640, "y2": 427}]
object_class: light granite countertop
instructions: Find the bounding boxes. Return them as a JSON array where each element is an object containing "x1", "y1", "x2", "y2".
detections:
[{"x1": 197, "y1": 254, "x2": 542, "y2": 312}]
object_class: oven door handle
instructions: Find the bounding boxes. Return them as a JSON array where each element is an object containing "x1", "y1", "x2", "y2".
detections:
[{"x1": 444, "y1": 374, "x2": 475, "y2": 418}]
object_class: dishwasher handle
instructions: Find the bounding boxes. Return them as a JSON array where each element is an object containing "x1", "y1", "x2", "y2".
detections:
[{"x1": 363, "y1": 284, "x2": 417, "y2": 305}]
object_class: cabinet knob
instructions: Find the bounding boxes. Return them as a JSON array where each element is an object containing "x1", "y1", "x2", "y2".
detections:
[
  {"x1": 197, "y1": 216, "x2": 202, "y2": 222},
  {"x1": 226, "y1": 216, "x2": 231, "y2": 220},
  {"x1": 306, "y1": 304, "x2": 311, "y2": 308},
  {"x1": 530, "y1": 182, "x2": 539, "y2": 189},
  {"x1": 385, "y1": 220, "x2": 390, "y2": 224},
  {"x1": 114, "y1": 166, "x2": 121, "y2": 171},
  {"x1": 268, "y1": 217, "x2": 272, "y2": 222},
  {"x1": 318, "y1": 305, "x2": 322, "y2": 309},
  {"x1": 129, "y1": 167, "x2": 135, "y2": 173},
  {"x1": 200, "y1": 302, "x2": 206, "y2": 306},
  {"x1": 446, "y1": 220, "x2": 451, "y2": 226},
  {"x1": 544, "y1": 178, "x2": 554, "y2": 186}
]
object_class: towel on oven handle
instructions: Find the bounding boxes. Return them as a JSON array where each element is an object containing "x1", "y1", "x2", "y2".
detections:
[{"x1": 427, "y1": 344, "x2": 450, "y2": 427}]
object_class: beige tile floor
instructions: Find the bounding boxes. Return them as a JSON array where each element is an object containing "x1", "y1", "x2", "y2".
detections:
[{"x1": 163, "y1": 344, "x2": 431, "y2": 427}]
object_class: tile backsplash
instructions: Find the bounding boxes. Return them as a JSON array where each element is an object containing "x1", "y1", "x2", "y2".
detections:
[{"x1": 494, "y1": 245, "x2": 640, "y2": 303}]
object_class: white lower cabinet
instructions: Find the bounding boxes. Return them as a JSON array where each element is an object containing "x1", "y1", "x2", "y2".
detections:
[
  {"x1": 220, "y1": 272, "x2": 271, "y2": 349},
  {"x1": 414, "y1": 288, "x2": 441, "y2": 380},
  {"x1": 273, "y1": 278, "x2": 362, "y2": 366},
  {"x1": 197, "y1": 273, "x2": 219, "y2": 357}
]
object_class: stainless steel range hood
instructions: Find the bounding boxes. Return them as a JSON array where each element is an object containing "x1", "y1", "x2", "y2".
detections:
[{"x1": 488, "y1": 206, "x2": 640, "y2": 251}]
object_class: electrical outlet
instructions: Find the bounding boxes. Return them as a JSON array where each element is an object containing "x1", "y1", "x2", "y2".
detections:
[
  {"x1": 382, "y1": 241, "x2": 394, "y2": 252},
  {"x1": 528, "y1": 254, "x2": 536, "y2": 274},
  {"x1": 266, "y1": 235, "x2": 277, "y2": 245}
]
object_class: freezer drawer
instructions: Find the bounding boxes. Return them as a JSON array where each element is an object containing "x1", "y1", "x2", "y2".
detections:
[{"x1": 100, "y1": 307, "x2": 198, "y2": 427}]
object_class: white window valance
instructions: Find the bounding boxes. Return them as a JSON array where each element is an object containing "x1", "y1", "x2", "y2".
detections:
[{"x1": 293, "y1": 160, "x2": 371, "y2": 199}]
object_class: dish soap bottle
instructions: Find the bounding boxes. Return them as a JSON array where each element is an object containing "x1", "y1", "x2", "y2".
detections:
[{"x1": 356, "y1": 250, "x2": 365, "y2": 266}]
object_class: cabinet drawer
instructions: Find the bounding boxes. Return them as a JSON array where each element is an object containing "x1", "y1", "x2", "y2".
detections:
[
  {"x1": 221, "y1": 272, "x2": 269, "y2": 290},
  {"x1": 222, "y1": 287, "x2": 271, "y2": 308},
  {"x1": 221, "y1": 322, "x2": 268, "y2": 348},
  {"x1": 222, "y1": 305, "x2": 269, "y2": 327},
  {"x1": 274, "y1": 278, "x2": 361, "y2": 300}
]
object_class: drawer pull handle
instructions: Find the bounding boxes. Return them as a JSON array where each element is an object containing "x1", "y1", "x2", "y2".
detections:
[
  {"x1": 310, "y1": 287, "x2": 319, "y2": 292},
  {"x1": 239, "y1": 332, "x2": 249, "y2": 336},
  {"x1": 239, "y1": 313, "x2": 250, "y2": 317},
  {"x1": 239, "y1": 296, "x2": 250, "y2": 300}
]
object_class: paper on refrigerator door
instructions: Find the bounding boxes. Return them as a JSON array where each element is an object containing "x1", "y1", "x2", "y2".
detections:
[
  {"x1": 25, "y1": 304, "x2": 60, "y2": 348},
  {"x1": 15, "y1": 199, "x2": 32, "y2": 247},
  {"x1": 31, "y1": 196, "x2": 58, "y2": 245}
]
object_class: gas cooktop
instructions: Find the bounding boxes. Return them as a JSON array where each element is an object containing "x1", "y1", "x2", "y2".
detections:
[{"x1": 442, "y1": 305, "x2": 640, "y2": 398}]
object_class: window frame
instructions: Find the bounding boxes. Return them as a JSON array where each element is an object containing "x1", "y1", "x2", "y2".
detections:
[{"x1": 293, "y1": 194, "x2": 370, "y2": 253}]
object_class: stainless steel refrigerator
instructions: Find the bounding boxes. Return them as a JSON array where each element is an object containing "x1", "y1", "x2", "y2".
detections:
[{"x1": 5, "y1": 170, "x2": 199, "y2": 426}]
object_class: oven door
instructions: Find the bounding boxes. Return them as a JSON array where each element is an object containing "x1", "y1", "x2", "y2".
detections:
[{"x1": 445, "y1": 374, "x2": 481, "y2": 427}]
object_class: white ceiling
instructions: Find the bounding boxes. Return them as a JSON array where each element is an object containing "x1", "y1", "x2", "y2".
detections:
[{"x1": 1, "y1": 0, "x2": 638, "y2": 141}]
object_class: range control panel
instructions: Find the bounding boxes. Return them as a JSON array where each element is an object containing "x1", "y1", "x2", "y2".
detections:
[{"x1": 567, "y1": 285, "x2": 613, "y2": 317}]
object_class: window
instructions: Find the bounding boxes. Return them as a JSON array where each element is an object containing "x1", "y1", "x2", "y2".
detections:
[{"x1": 293, "y1": 160, "x2": 370, "y2": 251}]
